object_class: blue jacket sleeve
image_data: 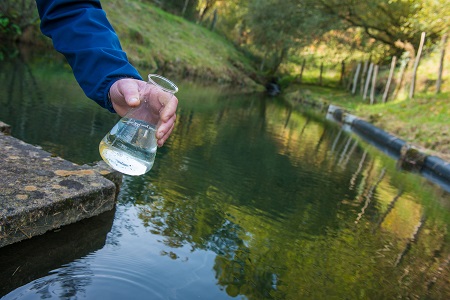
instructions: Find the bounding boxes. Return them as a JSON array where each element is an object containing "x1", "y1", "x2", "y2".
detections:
[{"x1": 36, "y1": 0, "x2": 143, "y2": 112}]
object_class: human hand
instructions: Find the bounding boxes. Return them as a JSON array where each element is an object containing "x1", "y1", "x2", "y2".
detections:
[{"x1": 109, "y1": 78, "x2": 178, "y2": 147}]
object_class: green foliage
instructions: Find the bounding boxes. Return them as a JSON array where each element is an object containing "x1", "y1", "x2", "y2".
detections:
[
  {"x1": 0, "y1": 14, "x2": 21, "y2": 60},
  {"x1": 0, "y1": 0, "x2": 38, "y2": 40},
  {"x1": 209, "y1": 0, "x2": 450, "y2": 80},
  {"x1": 0, "y1": 14, "x2": 21, "y2": 38},
  {"x1": 243, "y1": 0, "x2": 333, "y2": 74},
  {"x1": 0, "y1": 0, "x2": 39, "y2": 60},
  {"x1": 316, "y1": 0, "x2": 449, "y2": 56}
]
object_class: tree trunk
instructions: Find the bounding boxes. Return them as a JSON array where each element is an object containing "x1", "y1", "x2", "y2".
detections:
[
  {"x1": 259, "y1": 57, "x2": 266, "y2": 72},
  {"x1": 382, "y1": 56, "x2": 397, "y2": 103},
  {"x1": 370, "y1": 65, "x2": 379, "y2": 105},
  {"x1": 198, "y1": 1, "x2": 216, "y2": 23},
  {"x1": 270, "y1": 47, "x2": 288, "y2": 75},
  {"x1": 352, "y1": 62, "x2": 362, "y2": 95},
  {"x1": 181, "y1": 0, "x2": 190, "y2": 16},
  {"x1": 409, "y1": 32, "x2": 426, "y2": 99},
  {"x1": 210, "y1": 9, "x2": 218, "y2": 31},
  {"x1": 436, "y1": 33, "x2": 448, "y2": 94}
]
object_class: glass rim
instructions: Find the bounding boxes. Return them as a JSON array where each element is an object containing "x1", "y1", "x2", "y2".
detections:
[{"x1": 148, "y1": 74, "x2": 178, "y2": 94}]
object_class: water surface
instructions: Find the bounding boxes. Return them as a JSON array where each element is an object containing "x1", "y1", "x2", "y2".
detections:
[{"x1": 0, "y1": 51, "x2": 449, "y2": 299}]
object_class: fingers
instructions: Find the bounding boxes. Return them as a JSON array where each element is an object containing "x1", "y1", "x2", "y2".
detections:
[
  {"x1": 155, "y1": 92, "x2": 178, "y2": 147},
  {"x1": 157, "y1": 120, "x2": 176, "y2": 147},
  {"x1": 158, "y1": 93, "x2": 179, "y2": 123},
  {"x1": 157, "y1": 113, "x2": 176, "y2": 137}
]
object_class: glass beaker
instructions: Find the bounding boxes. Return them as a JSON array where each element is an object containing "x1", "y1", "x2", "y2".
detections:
[{"x1": 99, "y1": 74, "x2": 178, "y2": 176}]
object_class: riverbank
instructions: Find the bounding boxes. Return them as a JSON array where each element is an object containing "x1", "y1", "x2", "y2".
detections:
[
  {"x1": 102, "y1": 1, "x2": 262, "y2": 89},
  {"x1": 285, "y1": 85, "x2": 450, "y2": 162},
  {"x1": 11, "y1": 0, "x2": 263, "y2": 91}
]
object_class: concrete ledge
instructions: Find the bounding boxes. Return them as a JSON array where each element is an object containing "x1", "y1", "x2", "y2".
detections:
[
  {"x1": 83, "y1": 160, "x2": 123, "y2": 193},
  {"x1": 0, "y1": 132, "x2": 121, "y2": 248}
]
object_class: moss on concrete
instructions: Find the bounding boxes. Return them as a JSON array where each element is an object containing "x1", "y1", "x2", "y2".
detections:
[{"x1": 0, "y1": 132, "x2": 122, "y2": 248}]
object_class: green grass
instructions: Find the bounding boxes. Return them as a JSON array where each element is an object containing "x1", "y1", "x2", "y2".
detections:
[
  {"x1": 102, "y1": 0, "x2": 261, "y2": 88},
  {"x1": 354, "y1": 93, "x2": 450, "y2": 158},
  {"x1": 286, "y1": 82, "x2": 450, "y2": 160}
]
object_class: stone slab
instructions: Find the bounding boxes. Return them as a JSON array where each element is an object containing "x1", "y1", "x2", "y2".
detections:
[{"x1": 0, "y1": 132, "x2": 121, "y2": 248}]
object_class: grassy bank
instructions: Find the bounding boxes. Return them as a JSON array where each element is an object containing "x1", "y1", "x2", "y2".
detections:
[
  {"x1": 286, "y1": 84, "x2": 449, "y2": 161},
  {"x1": 101, "y1": 0, "x2": 261, "y2": 89},
  {"x1": 283, "y1": 36, "x2": 450, "y2": 161},
  {"x1": 13, "y1": 1, "x2": 262, "y2": 89},
  {"x1": 354, "y1": 92, "x2": 449, "y2": 160}
]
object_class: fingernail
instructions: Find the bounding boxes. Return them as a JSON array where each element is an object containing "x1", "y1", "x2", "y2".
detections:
[{"x1": 129, "y1": 97, "x2": 139, "y2": 105}]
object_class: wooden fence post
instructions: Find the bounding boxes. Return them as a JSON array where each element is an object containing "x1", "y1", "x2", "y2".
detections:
[
  {"x1": 339, "y1": 60, "x2": 345, "y2": 86},
  {"x1": 436, "y1": 33, "x2": 448, "y2": 94},
  {"x1": 393, "y1": 55, "x2": 409, "y2": 99},
  {"x1": 299, "y1": 58, "x2": 306, "y2": 84},
  {"x1": 319, "y1": 62, "x2": 324, "y2": 86},
  {"x1": 409, "y1": 32, "x2": 426, "y2": 99},
  {"x1": 370, "y1": 65, "x2": 379, "y2": 104},
  {"x1": 360, "y1": 60, "x2": 369, "y2": 95},
  {"x1": 382, "y1": 56, "x2": 397, "y2": 103},
  {"x1": 346, "y1": 65, "x2": 353, "y2": 91},
  {"x1": 352, "y1": 62, "x2": 362, "y2": 95},
  {"x1": 363, "y1": 62, "x2": 374, "y2": 100}
]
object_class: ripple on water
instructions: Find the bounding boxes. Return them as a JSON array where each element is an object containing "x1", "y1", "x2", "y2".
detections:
[{"x1": 3, "y1": 259, "x2": 168, "y2": 300}]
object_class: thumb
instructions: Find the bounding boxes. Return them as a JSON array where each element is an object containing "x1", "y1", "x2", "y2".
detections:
[{"x1": 116, "y1": 79, "x2": 141, "y2": 107}]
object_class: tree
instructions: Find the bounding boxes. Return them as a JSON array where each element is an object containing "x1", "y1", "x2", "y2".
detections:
[
  {"x1": 197, "y1": 0, "x2": 219, "y2": 23},
  {"x1": 316, "y1": 0, "x2": 450, "y2": 58},
  {"x1": 244, "y1": 0, "x2": 334, "y2": 75},
  {"x1": 210, "y1": 0, "x2": 251, "y2": 45}
]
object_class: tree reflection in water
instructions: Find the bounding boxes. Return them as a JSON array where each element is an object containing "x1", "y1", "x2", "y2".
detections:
[{"x1": 119, "y1": 93, "x2": 450, "y2": 299}]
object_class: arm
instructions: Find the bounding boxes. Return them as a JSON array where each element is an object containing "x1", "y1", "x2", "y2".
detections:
[{"x1": 36, "y1": 0, "x2": 142, "y2": 112}]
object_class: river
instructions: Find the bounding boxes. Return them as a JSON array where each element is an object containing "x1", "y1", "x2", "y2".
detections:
[{"x1": 0, "y1": 50, "x2": 449, "y2": 299}]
